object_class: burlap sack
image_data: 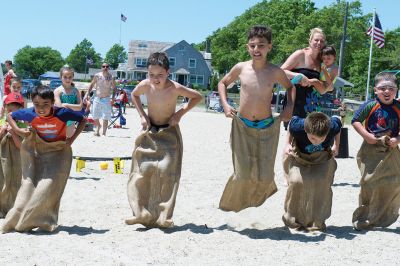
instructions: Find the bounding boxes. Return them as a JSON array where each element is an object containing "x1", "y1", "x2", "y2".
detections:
[
  {"x1": 126, "y1": 125, "x2": 183, "y2": 228},
  {"x1": 1, "y1": 131, "x2": 72, "y2": 233},
  {"x1": 352, "y1": 138, "x2": 400, "y2": 230},
  {"x1": 0, "y1": 133, "x2": 22, "y2": 217},
  {"x1": 282, "y1": 146, "x2": 337, "y2": 230},
  {"x1": 219, "y1": 116, "x2": 280, "y2": 212}
]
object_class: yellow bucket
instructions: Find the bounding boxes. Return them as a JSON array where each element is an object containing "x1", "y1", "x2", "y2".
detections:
[{"x1": 100, "y1": 162, "x2": 108, "y2": 170}]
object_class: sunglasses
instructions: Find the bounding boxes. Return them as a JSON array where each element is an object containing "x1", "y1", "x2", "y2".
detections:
[
  {"x1": 376, "y1": 86, "x2": 397, "y2": 92},
  {"x1": 102, "y1": 65, "x2": 109, "y2": 69}
]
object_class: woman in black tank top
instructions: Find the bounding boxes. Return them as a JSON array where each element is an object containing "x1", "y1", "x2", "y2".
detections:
[{"x1": 281, "y1": 28, "x2": 326, "y2": 121}]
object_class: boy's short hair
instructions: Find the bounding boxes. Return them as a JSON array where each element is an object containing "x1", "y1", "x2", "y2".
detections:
[
  {"x1": 247, "y1": 25, "x2": 272, "y2": 43},
  {"x1": 304, "y1": 112, "x2": 331, "y2": 137},
  {"x1": 5, "y1": 60, "x2": 12, "y2": 66},
  {"x1": 374, "y1": 72, "x2": 398, "y2": 87},
  {"x1": 322, "y1": 45, "x2": 336, "y2": 57},
  {"x1": 147, "y1": 52, "x2": 169, "y2": 71},
  {"x1": 31, "y1": 85, "x2": 54, "y2": 101}
]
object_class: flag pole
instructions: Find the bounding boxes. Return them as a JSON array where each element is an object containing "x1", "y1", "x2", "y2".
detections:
[
  {"x1": 365, "y1": 8, "x2": 376, "y2": 101},
  {"x1": 119, "y1": 16, "x2": 122, "y2": 45},
  {"x1": 84, "y1": 56, "x2": 87, "y2": 80}
]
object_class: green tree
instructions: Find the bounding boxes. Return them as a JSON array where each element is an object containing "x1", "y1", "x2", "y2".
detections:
[
  {"x1": 104, "y1": 44, "x2": 127, "y2": 69},
  {"x1": 13, "y1": 46, "x2": 64, "y2": 78},
  {"x1": 210, "y1": 74, "x2": 220, "y2": 91},
  {"x1": 201, "y1": 0, "x2": 399, "y2": 96},
  {"x1": 66, "y1": 39, "x2": 102, "y2": 73}
]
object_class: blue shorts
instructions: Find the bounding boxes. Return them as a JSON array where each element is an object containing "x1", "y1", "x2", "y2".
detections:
[{"x1": 239, "y1": 115, "x2": 274, "y2": 129}]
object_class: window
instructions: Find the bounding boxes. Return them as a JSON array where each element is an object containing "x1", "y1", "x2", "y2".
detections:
[
  {"x1": 190, "y1": 75, "x2": 196, "y2": 84},
  {"x1": 135, "y1": 58, "x2": 147, "y2": 67},
  {"x1": 135, "y1": 72, "x2": 147, "y2": 80},
  {"x1": 169, "y1": 57, "x2": 176, "y2": 67},
  {"x1": 178, "y1": 45, "x2": 185, "y2": 51},
  {"x1": 138, "y1": 43, "x2": 148, "y2": 48},
  {"x1": 189, "y1": 75, "x2": 204, "y2": 85},
  {"x1": 189, "y1": 59, "x2": 196, "y2": 68},
  {"x1": 197, "y1": 75, "x2": 204, "y2": 85}
]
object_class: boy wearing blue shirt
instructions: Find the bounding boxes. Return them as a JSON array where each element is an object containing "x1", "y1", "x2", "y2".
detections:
[
  {"x1": 283, "y1": 112, "x2": 341, "y2": 231},
  {"x1": 2, "y1": 86, "x2": 86, "y2": 233},
  {"x1": 351, "y1": 72, "x2": 400, "y2": 231}
]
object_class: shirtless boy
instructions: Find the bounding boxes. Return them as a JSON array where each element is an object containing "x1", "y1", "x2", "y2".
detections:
[
  {"x1": 126, "y1": 52, "x2": 202, "y2": 228},
  {"x1": 218, "y1": 25, "x2": 294, "y2": 212}
]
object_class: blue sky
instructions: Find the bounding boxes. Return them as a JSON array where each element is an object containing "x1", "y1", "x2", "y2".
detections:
[{"x1": 2, "y1": 0, "x2": 398, "y2": 62}]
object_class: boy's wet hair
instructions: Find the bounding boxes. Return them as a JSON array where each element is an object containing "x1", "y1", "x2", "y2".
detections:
[
  {"x1": 248, "y1": 25, "x2": 272, "y2": 43},
  {"x1": 147, "y1": 52, "x2": 169, "y2": 71},
  {"x1": 60, "y1": 65, "x2": 75, "y2": 77},
  {"x1": 11, "y1": 77, "x2": 22, "y2": 84},
  {"x1": 322, "y1": 45, "x2": 336, "y2": 57},
  {"x1": 304, "y1": 112, "x2": 331, "y2": 137},
  {"x1": 31, "y1": 85, "x2": 54, "y2": 101},
  {"x1": 374, "y1": 72, "x2": 398, "y2": 87}
]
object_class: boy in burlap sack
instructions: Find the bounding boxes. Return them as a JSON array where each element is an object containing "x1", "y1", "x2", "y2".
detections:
[
  {"x1": 1, "y1": 86, "x2": 86, "y2": 233},
  {"x1": 351, "y1": 72, "x2": 400, "y2": 231},
  {"x1": 0, "y1": 92, "x2": 26, "y2": 217},
  {"x1": 126, "y1": 52, "x2": 202, "y2": 228},
  {"x1": 218, "y1": 25, "x2": 294, "y2": 212},
  {"x1": 283, "y1": 112, "x2": 341, "y2": 231}
]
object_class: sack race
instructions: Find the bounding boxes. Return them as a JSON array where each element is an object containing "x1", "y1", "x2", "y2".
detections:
[
  {"x1": 126, "y1": 125, "x2": 183, "y2": 228},
  {"x1": 352, "y1": 138, "x2": 400, "y2": 230},
  {"x1": 283, "y1": 145, "x2": 337, "y2": 230},
  {"x1": 0, "y1": 133, "x2": 22, "y2": 217},
  {"x1": 1, "y1": 131, "x2": 72, "y2": 233},
  {"x1": 219, "y1": 116, "x2": 280, "y2": 212}
]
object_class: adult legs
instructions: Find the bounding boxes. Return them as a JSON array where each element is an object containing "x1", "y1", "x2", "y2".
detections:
[
  {"x1": 94, "y1": 119, "x2": 101, "y2": 136},
  {"x1": 102, "y1": 119, "x2": 108, "y2": 136}
]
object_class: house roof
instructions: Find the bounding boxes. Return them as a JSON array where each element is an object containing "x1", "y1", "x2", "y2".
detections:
[
  {"x1": 175, "y1": 68, "x2": 190, "y2": 75},
  {"x1": 128, "y1": 40, "x2": 174, "y2": 57}
]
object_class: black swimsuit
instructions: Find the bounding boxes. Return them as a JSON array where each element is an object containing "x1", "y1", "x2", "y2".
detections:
[{"x1": 292, "y1": 68, "x2": 321, "y2": 118}]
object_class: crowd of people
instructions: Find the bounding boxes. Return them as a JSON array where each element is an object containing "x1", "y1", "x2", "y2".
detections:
[{"x1": 0, "y1": 24, "x2": 399, "y2": 233}]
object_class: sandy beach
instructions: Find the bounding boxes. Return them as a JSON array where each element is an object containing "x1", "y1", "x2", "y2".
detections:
[{"x1": 0, "y1": 106, "x2": 399, "y2": 265}]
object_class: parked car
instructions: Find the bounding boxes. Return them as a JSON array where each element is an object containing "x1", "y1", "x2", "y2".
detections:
[
  {"x1": 21, "y1": 79, "x2": 42, "y2": 99},
  {"x1": 49, "y1": 79, "x2": 62, "y2": 90},
  {"x1": 119, "y1": 84, "x2": 147, "y2": 106}
]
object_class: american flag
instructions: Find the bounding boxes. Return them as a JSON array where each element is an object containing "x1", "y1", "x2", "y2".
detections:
[
  {"x1": 121, "y1": 14, "x2": 127, "y2": 22},
  {"x1": 367, "y1": 13, "x2": 384, "y2": 48},
  {"x1": 86, "y1": 58, "x2": 93, "y2": 65}
]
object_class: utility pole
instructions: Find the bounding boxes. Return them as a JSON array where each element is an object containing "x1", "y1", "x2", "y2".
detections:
[{"x1": 338, "y1": 1, "x2": 348, "y2": 102}]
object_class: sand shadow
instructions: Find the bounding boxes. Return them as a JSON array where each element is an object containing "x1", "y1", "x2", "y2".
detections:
[
  {"x1": 332, "y1": 182, "x2": 360, "y2": 187},
  {"x1": 28, "y1": 225, "x2": 109, "y2": 236},
  {"x1": 135, "y1": 223, "x2": 214, "y2": 235},
  {"x1": 69, "y1": 176, "x2": 101, "y2": 181},
  {"x1": 322, "y1": 225, "x2": 364, "y2": 240},
  {"x1": 57, "y1": 225, "x2": 109, "y2": 236},
  {"x1": 335, "y1": 156, "x2": 354, "y2": 159},
  {"x1": 214, "y1": 224, "x2": 327, "y2": 242},
  {"x1": 371, "y1": 226, "x2": 400, "y2": 234},
  {"x1": 163, "y1": 223, "x2": 214, "y2": 234}
]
